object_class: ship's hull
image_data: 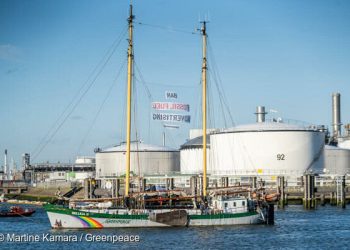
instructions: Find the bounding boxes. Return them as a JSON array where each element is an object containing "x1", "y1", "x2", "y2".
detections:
[{"x1": 44, "y1": 205, "x2": 264, "y2": 229}]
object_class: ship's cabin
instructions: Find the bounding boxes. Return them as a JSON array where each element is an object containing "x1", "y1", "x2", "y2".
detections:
[{"x1": 211, "y1": 196, "x2": 249, "y2": 213}]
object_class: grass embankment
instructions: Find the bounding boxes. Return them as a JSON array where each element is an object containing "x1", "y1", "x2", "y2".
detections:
[
  {"x1": 5, "y1": 193, "x2": 57, "y2": 203},
  {"x1": 4, "y1": 186, "x2": 72, "y2": 203}
]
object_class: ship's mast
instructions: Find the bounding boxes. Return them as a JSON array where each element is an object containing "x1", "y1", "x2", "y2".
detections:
[
  {"x1": 201, "y1": 21, "x2": 207, "y2": 197},
  {"x1": 125, "y1": 4, "x2": 134, "y2": 197}
]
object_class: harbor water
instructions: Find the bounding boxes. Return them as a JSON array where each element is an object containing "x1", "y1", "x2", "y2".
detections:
[{"x1": 0, "y1": 205, "x2": 350, "y2": 249}]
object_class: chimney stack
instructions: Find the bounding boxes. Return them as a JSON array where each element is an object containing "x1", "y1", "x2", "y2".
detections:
[
  {"x1": 255, "y1": 106, "x2": 267, "y2": 123},
  {"x1": 332, "y1": 92, "x2": 342, "y2": 138},
  {"x1": 4, "y1": 149, "x2": 7, "y2": 180}
]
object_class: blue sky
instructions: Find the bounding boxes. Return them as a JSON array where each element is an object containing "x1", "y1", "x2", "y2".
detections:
[{"x1": 1, "y1": 0, "x2": 350, "y2": 166}]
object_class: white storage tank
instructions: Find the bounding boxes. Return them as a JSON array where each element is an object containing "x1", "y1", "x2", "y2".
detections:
[
  {"x1": 95, "y1": 141, "x2": 180, "y2": 177},
  {"x1": 323, "y1": 145, "x2": 350, "y2": 175},
  {"x1": 75, "y1": 156, "x2": 95, "y2": 164},
  {"x1": 210, "y1": 122, "x2": 325, "y2": 176},
  {"x1": 338, "y1": 139, "x2": 350, "y2": 150},
  {"x1": 180, "y1": 135, "x2": 210, "y2": 174}
]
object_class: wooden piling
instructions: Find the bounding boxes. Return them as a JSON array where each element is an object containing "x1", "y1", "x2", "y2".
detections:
[
  {"x1": 277, "y1": 176, "x2": 286, "y2": 208},
  {"x1": 166, "y1": 178, "x2": 174, "y2": 190},
  {"x1": 251, "y1": 177, "x2": 257, "y2": 189},
  {"x1": 320, "y1": 193, "x2": 325, "y2": 206},
  {"x1": 84, "y1": 178, "x2": 89, "y2": 199},
  {"x1": 266, "y1": 204, "x2": 275, "y2": 225},
  {"x1": 221, "y1": 177, "x2": 229, "y2": 188},
  {"x1": 190, "y1": 176, "x2": 198, "y2": 197},
  {"x1": 116, "y1": 179, "x2": 121, "y2": 197},
  {"x1": 303, "y1": 174, "x2": 316, "y2": 209},
  {"x1": 336, "y1": 176, "x2": 346, "y2": 208}
]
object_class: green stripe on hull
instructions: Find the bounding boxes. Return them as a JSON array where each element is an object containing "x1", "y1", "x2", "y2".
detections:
[
  {"x1": 189, "y1": 211, "x2": 258, "y2": 220},
  {"x1": 44, "y1": 204, "x2": 148, "y2": 220}
]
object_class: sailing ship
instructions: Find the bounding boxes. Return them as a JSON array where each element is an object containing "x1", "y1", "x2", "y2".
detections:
[{"x1": 44, "y1": 4, "x2": 273, "y2": 229}]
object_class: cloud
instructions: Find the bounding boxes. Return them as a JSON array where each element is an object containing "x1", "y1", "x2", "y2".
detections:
[
  {"x1": 5, "y1": 68, "x2": 18, "y2": 75},
  {"x1": 0, "y1": 44, "x2": 21, "y2": 62},
  {"x1": 70, "y1": 115, "x2": 84, "y2": 121}
]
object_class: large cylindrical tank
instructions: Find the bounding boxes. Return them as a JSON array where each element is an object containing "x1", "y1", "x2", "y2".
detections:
[
  {"x1": 323, "y1": 145, "x2": 350, "y2": 175},
  {"x1": 180, "y1": 135, "x2": 210, "y2": 174},
  {"x1": 210, "y1": 122, "x2": 325, "y2": 176},
  {"x1": 75, "y1": 156, "x2": 95, "y2": 164},
  {"x1": 96, "y1": 142, "x2": 180, "y2": 177},
  {"x1": 338, "y1": 139, "x2": 350, "y2": 150}
]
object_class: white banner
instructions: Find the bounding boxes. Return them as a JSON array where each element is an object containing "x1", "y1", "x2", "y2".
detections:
[
  {"x1": 165, "y1": 91, "x2": 177, "y2": 99},
  {"x1": 152, "y1": 102, "x2": 190, "y2": 112},
  {"x1": 152, "y1": 113, "x2": 191, "y2": 123}
]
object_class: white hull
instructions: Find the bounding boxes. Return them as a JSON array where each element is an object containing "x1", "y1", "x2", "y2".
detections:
[{"x1": 46, "y1": 207, "x2": 264, "y2": 229}]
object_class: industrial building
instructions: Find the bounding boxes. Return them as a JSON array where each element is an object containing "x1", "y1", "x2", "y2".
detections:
[{"x1": 23, "y1": 156, "x2": 95, "y2": 184}]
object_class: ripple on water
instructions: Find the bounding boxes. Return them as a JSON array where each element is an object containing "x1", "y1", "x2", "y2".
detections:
[{"x1": 1, "y1": 205, "x2": 350, "y2": 249}]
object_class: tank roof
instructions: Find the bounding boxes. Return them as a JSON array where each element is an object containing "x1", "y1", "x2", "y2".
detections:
[
  {"x1": 101, "y1": 141, "x2": 178, "y2": 153},
  {"x1": 325, "y1": 145, "x2": 350, "y2": 151},
  {"x1": 216, "y1": 122, "x2": 322, "y2": 134},
  {"x1": 180, "y1": 135, "x2": 210, "y2": 149}
]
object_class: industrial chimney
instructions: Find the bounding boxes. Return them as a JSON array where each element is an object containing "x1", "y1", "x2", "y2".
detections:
[
  {"x1": 255, "y1": 106, "x2": 267, "y2": 123},
  {"x1": 4, "y1": 149, "x2": 7, "y2": 180},
  {"x1": 332, "y1": 92, "x2": 342, "y2": 138}
]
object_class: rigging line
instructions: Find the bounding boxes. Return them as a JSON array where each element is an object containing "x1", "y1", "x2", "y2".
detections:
[
  {"x1": 137, "y1": 61, "x2": 177, "y2": 148},
  {"x1": 208, "y1": 70, "x2": 227, "y2": 127},
  {"x1": 76, "y1": 59, "x2": 127, "y2": 155},
  {"x1": 134, "y1": 58, "x2": 195, "y2": 145},
  {"x1": 207, "y1": 41, "x2": 231, "y2": 127},
  {"x1": 32, "y1": 29, "x2": 126, "y2": 161},
  {"x1": 132, "y1": 59, "x2": 143, "y2": 187},
  {"x1": 133, "y1": 61, "x2": 153, "y2": 142},
  {"x1": 134, "y1": 61, "x2": 170, "y2": 143},
  {"x1": 194, "y1": 80, "x2": 201, "y2": 128},
  {"x1": 133, "y1": 74, "x2": 142, "y2": 182},
  {"x1": 136, "y1": 21, "x2": 197, "y2": 35},
  {"x1": 139, "y1": 80, "x2": 197, "y2": 88},
  {"x1": 207, "y1": 77, "x2": 216, "y2": 129},
  {"x1": 133, "y1": 61, "x2": 153, "y2": 100},
  {"x1": 31, "y1": 26, "x2": 128, "y2": 158},
  {"x1": 166, "y1": 129, "x2": 177, "y2": 149},
  {"x1": 207, "y1": 38, "x2": 235, "y2": 126}
]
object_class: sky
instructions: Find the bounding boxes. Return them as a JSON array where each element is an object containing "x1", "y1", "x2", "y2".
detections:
[{"x1": 1, "y1": 0, "x2": 350, "y2": 166}]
